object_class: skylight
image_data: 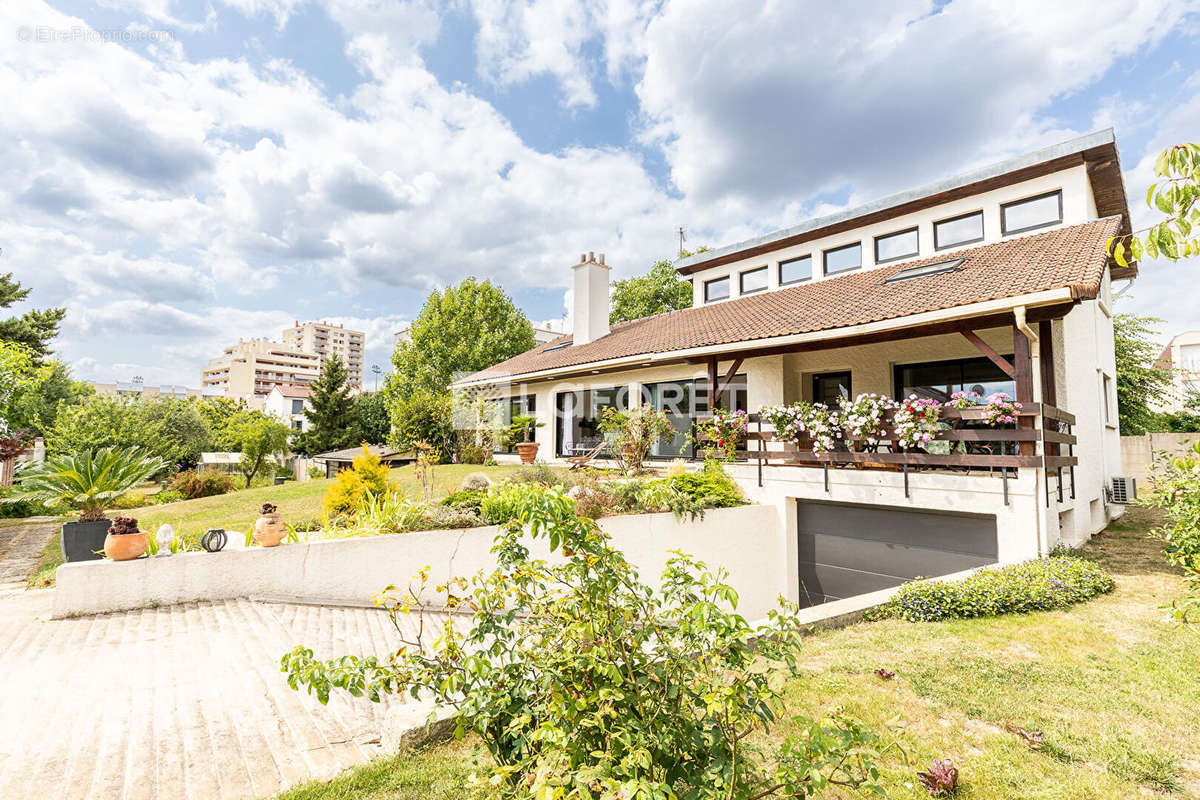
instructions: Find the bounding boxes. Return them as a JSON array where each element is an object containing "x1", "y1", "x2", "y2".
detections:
[
  {"x1": 543, "y1": 341, "x2": 570, "y2": 352},
  {"x1": 883, "y1": 258, "x2": 964, "y2": 284}
]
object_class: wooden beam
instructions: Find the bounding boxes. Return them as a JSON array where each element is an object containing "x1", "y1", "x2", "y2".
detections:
[
  {"x1": 713, "y1": 358, "x2": 744, "y2": 408},
  {"x1": 960, "y1": 330, "x2": 1016, "y2": 379},
  {"x1": 706, "y1": 356, "x2": 718, "y2": 410},
  {"x1": 1038, "y1": 319, "x2": 1059, "y2": 456},
  {"x1": 1013, "y1": 323, "x2": 1035, "y2": 457}
]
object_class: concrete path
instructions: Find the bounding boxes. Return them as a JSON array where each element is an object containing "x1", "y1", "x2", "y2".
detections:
[
  {"x1": 0, "y1": 521, "x2": 57, "y2": 590},
  {"x1": 0, "y1": 591, "x2": 442, "y2": 800}
]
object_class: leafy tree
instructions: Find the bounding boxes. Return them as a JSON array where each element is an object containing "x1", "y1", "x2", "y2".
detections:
[
  {"x1": 1113, "y1": 312, "x2": 1173, "y2": 435},
  {"x1": 0, "y1": 273, "x2": 66, "y2": 358},
  {"x1": 298, "y1": 354, "x2": 355, "y2": 456},
  {"x1": 1158, "y1": 392, "x2": 1200, "y2": 433},
  {"x1": 7, "y1": 360, "x2": 93, "y2": 436},
  {"x1": 0, "y1": 340, "x2": 50, "y2": 432},
  {"x1": 222, "y1": 410, "x2": 290, "y2": 487},
  {"x1": 45, "y1": 395, "x2": 211, "y2": 472},
  {"x1": 609, "y1": 258, "x2": 694, "y2": 324},
  {"x1": 387, "y1": 278, "x2": 534, "y2": 399},
  {"x1": 1110, "y1": 143, "x2": 1200, "y2": 266},
  {"x1": 349, "y1": 391, "x2": 391, "y2": 445},
  {"x1": 387, "y1": 388, "x2": 454, "y2": 460},
  {"x1": 197, "y1": 397, "x2": 247, "y2": 443}
]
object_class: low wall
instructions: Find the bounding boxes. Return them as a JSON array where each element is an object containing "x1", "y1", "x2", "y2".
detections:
[
  {"x1": 1120, "y1": 433, "x2": 1198, "y2": 494},
  {"x1": 52, "y1": 504, "x2": 786, "y2": 620}
]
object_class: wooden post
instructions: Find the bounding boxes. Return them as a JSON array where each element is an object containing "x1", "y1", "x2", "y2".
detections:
[
  {"x1": 1038, "y1": 320, "x2": 1059, "y2": 456},
  {"x1": 1013, "y1": 323, "x2": 1035, "y2": 456},
  {"x1": 706, "y1": 356, "x2": 718, "y2": 412}
]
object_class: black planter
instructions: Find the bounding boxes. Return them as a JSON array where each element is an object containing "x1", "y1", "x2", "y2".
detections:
[{"x1": 61, "y1": 519, "x2": 111, "y2": 562}]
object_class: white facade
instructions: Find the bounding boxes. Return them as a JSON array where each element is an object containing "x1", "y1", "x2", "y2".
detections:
[
  {"x1": 281, "y1": 321, "x2": 365, "y2": 390},
  {"x1": 263, "y1": 386, "x2": 312, "y2": 432},
  {"x1": 1156, "y1": 331, "x2": 1200, "y2": 413},
  {"x1": 201, "y1": 338, "x2": 321, "y2": 399}
]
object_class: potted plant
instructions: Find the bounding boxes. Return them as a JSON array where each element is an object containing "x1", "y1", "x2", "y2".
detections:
[
  {"x1": 254, "y1": 502, "x2": 287, "y2": 547},
  {"x1": 507, "y1": 415, "x2": 544, "y2": 464},
  {"x1": 600, "y1": 404, "x2": 673, "y2": 473},
  {"x1": 104, "y1": 516, "x2": 149, "y2": 561},
  {"x1": 16, "y1": 447, "x2": 166, "y2": 562}
]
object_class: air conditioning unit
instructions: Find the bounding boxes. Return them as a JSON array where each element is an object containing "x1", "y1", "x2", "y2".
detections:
[{"x1": 1110, "y1": 477, "x2": 1136, "y2": 504}]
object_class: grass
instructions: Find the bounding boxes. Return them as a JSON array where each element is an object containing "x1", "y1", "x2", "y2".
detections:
[
  {"x1": 25, "y1": 464, "x2": 531, "y2": 588},
  {"x1": 275, "y1": 505, "x2": 1200, "y2": 800}
]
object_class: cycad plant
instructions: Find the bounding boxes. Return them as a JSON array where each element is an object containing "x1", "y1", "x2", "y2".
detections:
[{"x1": 17, "y1": 448, "x2": 167, "y2": 521}]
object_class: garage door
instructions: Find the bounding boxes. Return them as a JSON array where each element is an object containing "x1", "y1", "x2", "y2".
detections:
[{"x1": 795, "y1": 501, "x2": 997, "y2": 607}]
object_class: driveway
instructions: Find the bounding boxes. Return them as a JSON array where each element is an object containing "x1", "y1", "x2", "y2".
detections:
[
  {"x1": 0, "y1": 591, "x2": 434, "y2": 799},
  {"x1": 0, "y1": 520, "x2": 57, "y2": 590}
]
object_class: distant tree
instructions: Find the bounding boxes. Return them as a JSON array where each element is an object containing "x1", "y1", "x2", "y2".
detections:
[
  {"x1": 7, "y1": 360, "x2": 92, "y2": 435},
  {"x1": 1109, "y1": 143, "x2": 1200, "y2": 266},
  {"x1": 222, "y1": 410, "x2": 290, "y2": 487},
  {"x1": 609, "y1": 258, "x2": 694, "y2": 325},
  {"x1": 197, "y1": 396, "x2": 247, "y2": 443},
  {"x1": 1113, "y1": 312, "x2": 1173, "y2": 435},
  {"x1": 1157, "y1": 392, "x2": 1200, "y2": 433},
  {"x1": 45, "y1": 394, "x2": 211, "y2": 472},
  {"x1": 387, "y1": 278, "x2": 534, "y2": 399},
  {"x1": 0, "y1": 273, "x2": 66, "y2": 358},
  {"x1": 297, "y1": 354, "x2": 355, "y2": 456},
  {"x1": 388, "y1": 388, "x2": 454, "y2": 461},
  {"x1": 349, "y1": 391, "x2": 391, "y2": 445},
  {"x1": 0, "y1": 341, "x2": 50, "y2": 432}
]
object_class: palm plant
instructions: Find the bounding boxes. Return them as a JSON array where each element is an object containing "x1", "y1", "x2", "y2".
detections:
[{"x1": 17, "y1": 448, "x2": 167, "y2": 521}]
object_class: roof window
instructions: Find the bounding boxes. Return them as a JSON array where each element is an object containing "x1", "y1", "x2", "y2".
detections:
[{"x1": 883, "y1": 258, "x2": 964, "y2": 284}]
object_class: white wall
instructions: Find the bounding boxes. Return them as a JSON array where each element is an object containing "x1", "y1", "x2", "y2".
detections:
[
  {"x1": 688, "y1": 165, "x2": 1094, "y2": 307},
  {"x1": 53, "y1": 505, "x2": 787, "y2": 620}
]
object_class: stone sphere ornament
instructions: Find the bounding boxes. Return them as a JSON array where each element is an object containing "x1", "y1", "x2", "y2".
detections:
[{"x1": 201, "y1": 528, "x2": 228, "y2": 553}]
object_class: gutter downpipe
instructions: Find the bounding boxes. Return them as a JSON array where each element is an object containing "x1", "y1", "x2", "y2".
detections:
[{"x1": 1014, "y1": 306, "x2": 1048, "y2": 557}]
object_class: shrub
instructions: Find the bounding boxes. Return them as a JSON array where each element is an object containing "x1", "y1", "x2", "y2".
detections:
[
  {"x1": 420, "y1": 503, "x2": 484, "y2": 530},
  {"x1": 565, "y1": 473, "x2": 626, "y2": 519},
  {"x1": 441, "y1": 488, "x2": 485, "y2": 514},
  {"x1": 107, "y1": 491, "x2": 150, "y2": 510},
  {"x1": 168, "y1": 469, "x2": 235, "y2": 500},
  {"x1": 599, "y1": 403, "x2": 673, "y2": 472},
  {"x1": 15, "y1": 447, "x2": 168, "y2": 521},
  {"x1": 668, "y1": 459, "x2": 745, "y2": 508},
  {"x1": 319, "y1": 446, "x2": 396, "y2": 521},
  {"x1": 307, "y1": 464, "x2": 325, "y2": 480},
  {"x1": 151, "y1": 489, "x2": 185, "y2": 505},
  {"x1": 1142, "y1": 440, "x2": 1200, "y2": 624},
  {"x1": 282, "y1": 481, "x2": 890, "y2": 798},
  {"x1": 502, "y1": 463, "x2": 565, "y2": 489},
  {"x1": 480, "y1": 481, "x2": 560, "y2": 526},
  {"x1": 869, "y1": 556, "x2": 1116, "y2": 622}
]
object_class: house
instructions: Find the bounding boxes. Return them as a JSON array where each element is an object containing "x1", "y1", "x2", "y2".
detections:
[
  {"x1": 1154, "y1": 331, "x2": 1200, "y2": 412},
  {"x1": 312, "y1": 445, "x2": 413, "y2": 479},
  {"x1": 453, "y1": 129, "x2": 1135, "y2": 607},
  {"x1": 264, "y1": 385, "x2": 312, "y2": 432}
]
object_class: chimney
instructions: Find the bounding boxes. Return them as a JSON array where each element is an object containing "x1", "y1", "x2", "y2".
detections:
[{"x1": 571, "y1": 251, "x2": 611, "y2": 346}]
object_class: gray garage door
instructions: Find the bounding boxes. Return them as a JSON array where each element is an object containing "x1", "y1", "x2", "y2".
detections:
[{"x1": 796, "y1": 501, "x2": 997, "y2": 607}]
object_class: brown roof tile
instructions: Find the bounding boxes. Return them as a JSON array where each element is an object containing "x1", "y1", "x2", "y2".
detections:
[{"x1": 462, "y1": 218, "x2": 1121, "y2": 384}]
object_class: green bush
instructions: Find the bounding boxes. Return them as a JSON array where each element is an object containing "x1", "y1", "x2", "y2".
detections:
[
  {"x1": 441, "y1": 488, "x2": 485, "y2": 514},
  {"x1": 480, "y1": 481, "x2": 559, "y2": 526},
  {"x1": 168, "y1": 469, "x2": 236, "y2": 500},
  {"x1": 150, "y1": 489, "x2": 185, "y2": 505},
  {"x1": 869, "y1": 556, "x2": 1116, "y2": 622},
  {"x1": 668, "y1": 459, "x2": 745, "y2": 508},
  {"x1": 502, "y1": 463, "x2": 566, "y2": 489}
]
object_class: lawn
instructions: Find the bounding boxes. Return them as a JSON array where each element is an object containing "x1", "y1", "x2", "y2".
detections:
[
  {"x1": 276, "y1": 506, "x2": 1200, "y2": 800},
  {"x1": 25, "y1": 463, "x2": 531, "y2": 588}
]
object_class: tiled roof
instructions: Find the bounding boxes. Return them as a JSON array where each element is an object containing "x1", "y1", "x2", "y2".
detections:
[
  {"x1": 462, "y1": 218, "x2": 1122, "y2": 385},
  {"x1": 272, "y1": 385, "x2": 312, "y2": 397}
]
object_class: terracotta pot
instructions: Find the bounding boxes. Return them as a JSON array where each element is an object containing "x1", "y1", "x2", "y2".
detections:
[
  {"x1": 515, "y1": 442, "x2": 539, "y2": 464},
  {"x1": 254, "y1": 513, "x2": 287, "y2": 547},
  {"x1": 104, "y1": 531, "x2": 148, "y2": 561}
]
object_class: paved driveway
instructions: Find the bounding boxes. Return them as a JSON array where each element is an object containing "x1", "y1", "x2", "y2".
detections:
[{"x1": 0, "y1": 591, "x2": 435, "y2": 800}]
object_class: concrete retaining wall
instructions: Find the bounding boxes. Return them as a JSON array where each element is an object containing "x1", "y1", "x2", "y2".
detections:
[
  {"x1": 1120, "y1": 433, "x2": 1198, "y2": 495},
  {"x1": 52, "y1": 504, "x2": 785, "y2": 620}
]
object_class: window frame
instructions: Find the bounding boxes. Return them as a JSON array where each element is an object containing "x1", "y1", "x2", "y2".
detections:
[
  {"x1": 1000, "y1": 189, "x2": 1063, "y2": 236},
  {"x1": 738, "y1": 265, "x2": 769, "y2": 295},
  {"x1": 891, "y1": 354, "x2": 1016, "y2": 402},
  {"x1": 873, "y1": 226, "x2": 920, "y2": 264},
  {"x1": 778, "y1": 254, "x2": 813, "y2": 286},
  {"x1": 822, "y1": 241, "x2": 863, "y2": 276},
  {"x1": 933, "y1": 209, "x2": 985, "y2": 251},
  {"x1": 703, "y1": 275, "x2": 731, "y2": 303},
  {"x1": 811, "y1": 371, "x2": 852, "y2": 406}
]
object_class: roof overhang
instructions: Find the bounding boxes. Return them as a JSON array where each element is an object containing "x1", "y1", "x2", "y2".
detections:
[
  {"x1": 677, "y1": 129, "x2": 1129, "y2": 275},
  {"x1": 452, "y1": 286, "x2": 1083, "y2": 389}
]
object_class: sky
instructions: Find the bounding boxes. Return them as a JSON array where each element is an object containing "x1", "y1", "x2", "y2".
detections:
[{"x1": 1, "y1": 0, "x2": 1199, "y2": 389}]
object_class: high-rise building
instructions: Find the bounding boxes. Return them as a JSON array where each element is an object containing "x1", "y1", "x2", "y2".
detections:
[
  {"x1": 282, "y1": 321, "x2": 365, "y2": 390},
  {"x1": 201, "y1": 338, "x2": 323, "y2": 399}
]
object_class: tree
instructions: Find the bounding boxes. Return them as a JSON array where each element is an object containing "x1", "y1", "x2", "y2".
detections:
[
  {"x1": 1109, "y1": 143, "x2": 1200, "y2": 266},
  {"x1": 348, "y1": 391, "x2": 391, "y2": 445},
  {"x1": 609, "y1": 258, "x2": 693, "y2": 324},
  {"x1": 222, "y1": 410, "x2": 290, "y2": 487},
  {"x1": 45, "y1": 395, "x2": 211, "y2": 472},
  {"x1": 298, "y1": 354, "x2": 355, "y2": 456},
  {"x1": 1158, "y1": 392, "x2": 1200, "y2": 433},
  {"x1": 1113, "y1": 312, "x2": 1173, "y2": 435},
  {"x1": 387, "y1": 388, "x2": 454, "y2": 460},
  {"x1": 387, "y1": 278, "x2": 535, "y2": 399},
  {"x1": 8, "y1": 360, "x2": 93, "y2": 436},
  {"x1": 197, "y1": 396, "x2": 247, "y2": 443},
  {"x1": 0, "y1": 340, "x2": 50, "y2": 433},
  {"x1": 0, "y1": 273, "x2": 66, "y2": 358}
]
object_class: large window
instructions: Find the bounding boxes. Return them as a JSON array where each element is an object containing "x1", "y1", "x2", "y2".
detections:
[
  {"x1": 873, "y1": 227, "x2": 919, "y2": 263},
  {"x1": 1001, "y1": 190, "x2": 1062, "y2": 236},
  {"x1": 486, "y1": 394, "x2": 537, "y2": 453},
  {"x1": 893, "y1": 355, "x2": 1015, "y2": 402},
  {"x1": 640, "y1": 374, "x2": 748, "y2": 459},
  {"x1": 704, "y1": 276, "x2": 730, "y2": 302},
  {"x1": 554, "y1": 386, "x2": 630, "y2": 457},
  {"x1": 778, "y1": 255, "x2": 812, "y2": 285},
  {"x1": 933, "y1": 210, "x2": 984, "y2": 250},
  {"x1": 739, "y1": 266, "x2": 768, "y2": 294},
  {"x1": 823, "y1": 242, "x2": 862, "y2": 275},
  {"x1": 812, "y1": 372, "x2": 851, "y2": 406}
]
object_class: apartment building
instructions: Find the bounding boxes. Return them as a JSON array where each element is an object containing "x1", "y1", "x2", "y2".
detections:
[
  {"x1": 201, "y1": 338, "x2": 323, "y2": 399},
  {"x1": 88, "y1": 378, "x2": 212, "y2": 400},
  {"x1": 282, "y1": 321, "x2": 365, "y2": 389}
]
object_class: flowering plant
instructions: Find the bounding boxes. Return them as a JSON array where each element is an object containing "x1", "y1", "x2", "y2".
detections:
[
  {"x1": 761, "y1": 402, "x2": 841, "y2": 453},
  {"x1": 892, "y1": 395, "x2": 943, "y2": 449},
  {"x1": 982, "y1": 393, "x2": 1022, "y2": 426},
  {"x1": 692, "y1": 407, "x2": 749, "y2": 461},
  {"x1": 838, "y1": 393, "x2": 894, "y2": 445},
  {"x1": 947, "y1": 390, "x2": 981, "y2": 409}
]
